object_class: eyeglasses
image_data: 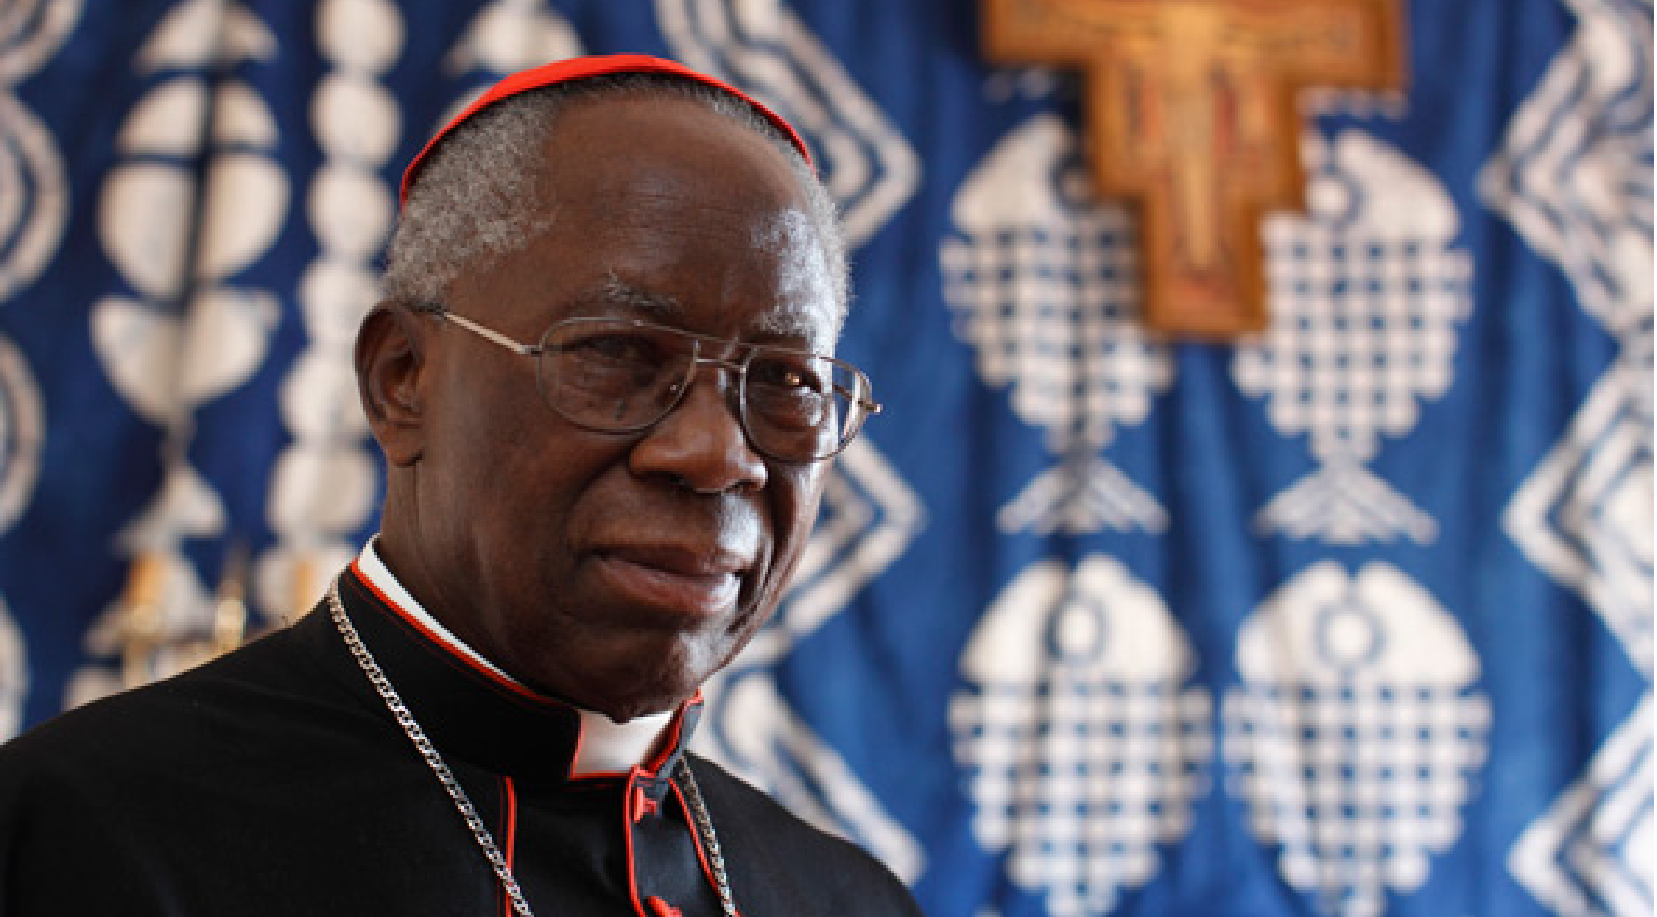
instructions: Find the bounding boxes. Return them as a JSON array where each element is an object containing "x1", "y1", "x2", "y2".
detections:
[{"x1": 419, "y1": 306, "x2": 882, "y2": 463}]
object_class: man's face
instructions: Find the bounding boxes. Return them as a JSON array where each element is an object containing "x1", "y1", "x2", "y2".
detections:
[{"x1": 387, "y1": 94, "x2": 837, "y2": 721}]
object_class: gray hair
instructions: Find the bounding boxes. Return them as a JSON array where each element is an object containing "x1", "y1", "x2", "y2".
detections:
[{"x1": 382, "y1": 74, "x2": 848, "y2": 328}]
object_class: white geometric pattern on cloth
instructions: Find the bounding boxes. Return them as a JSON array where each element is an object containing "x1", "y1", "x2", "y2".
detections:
[
  {"x1": 1478, "y1": 0, "x2": 1653, "y2": 340},
  {"x1": 258, "y1": 0, "x2": 402, "y2": 622},
  {"x1": 75, "y1": 0, "x2": 287, "y2": 705},
  {"x1": 1509, "y1": 694, "x2": 1653, "y2": 917},
  {"x1": 696, "y1": 439, "x2": 926, "y2": 882},
  {"x1": 438, "y1": 0, "x2": 584, "y2": 126},
  {"x1": 0, "y1": 596, "x2": 24, "y2": 742},
  {"x1": 0, "y1": 335, "x2": 42, "y2": 740},
  {"x1": 1482, "y1": 2, "x2": 1654, "y2": 913},
  {"x1": 0, "y1": 322, "x2": 43, "y2": 541},
  {"x1": 941, "y1": 114, "x2": 1172, "y2": 535},
  {"x1": 655, "y1": 0, "x2": 920, "y2": 249},
  {"x1": 1234, "y1": 130, "x2": 1474, "y2": 545},
  {"x1": 1505, "y1": 352, "x2": 1654, "y2": 680},
  {"x1": 1225, "y1": 562, "x2": 1490, "y2": 917},
  {"x1": 0, "y1": 0, "x2": 74, "y2": 302},
  {"x1": 952, "y1": 555, "x2": 1211, "y2": 917},
  {"x1": 445, "y1": 0, "x2": 582, "y2": 79}
]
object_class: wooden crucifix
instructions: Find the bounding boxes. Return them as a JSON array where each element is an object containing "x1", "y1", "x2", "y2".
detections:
[{"x1": 983, "y1": 0, "x2": 1405, "y2": 340}]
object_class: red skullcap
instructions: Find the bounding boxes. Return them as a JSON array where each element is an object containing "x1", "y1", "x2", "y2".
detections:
[{"x1": 399, "y1": 53, "x2": 811, "y2": 207}]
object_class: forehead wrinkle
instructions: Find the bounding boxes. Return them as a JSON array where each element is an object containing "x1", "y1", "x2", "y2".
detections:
[{"x1": 602, "y1": 269, "x2": 831, "y2": 348}]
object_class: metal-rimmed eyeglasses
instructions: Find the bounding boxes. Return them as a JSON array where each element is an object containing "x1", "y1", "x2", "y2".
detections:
[{"x1": 416, "y1": 305, "x2": 882, "y2": 463}]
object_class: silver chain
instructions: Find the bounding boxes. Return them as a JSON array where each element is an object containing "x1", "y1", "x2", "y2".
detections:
[
  {"x1": 676, "y1": 763, "x2": 735, "y2": 913},
  {"x1": 327, "y1": 580, "x2": 738, "y2": 917}
]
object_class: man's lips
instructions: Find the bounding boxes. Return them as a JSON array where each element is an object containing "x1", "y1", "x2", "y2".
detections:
[{"x1": 591, "y1": 544, "x2": 751, "y2": 618}]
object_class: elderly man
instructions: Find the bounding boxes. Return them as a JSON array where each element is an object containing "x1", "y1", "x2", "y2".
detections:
[{"x1": 0, "y1": 55, "x2": 918, "y2": 916}]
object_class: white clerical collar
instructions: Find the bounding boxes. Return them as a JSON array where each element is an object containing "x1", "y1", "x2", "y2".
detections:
[{"x1": 356, "y1": 539, "x2": 675, "y2": 777}]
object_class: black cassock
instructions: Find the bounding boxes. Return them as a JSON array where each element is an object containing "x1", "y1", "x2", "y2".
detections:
[{"x1": 0, "y1": 566, "x2": 921, "y2": 916}]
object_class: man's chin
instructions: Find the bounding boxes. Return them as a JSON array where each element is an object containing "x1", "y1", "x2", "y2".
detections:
[
  {"x1": 568, "y1": 682, "x2": 701, "y2": 723},
  {"x1": 525, "y1": 636, "x2": 728, "y2": 720}
]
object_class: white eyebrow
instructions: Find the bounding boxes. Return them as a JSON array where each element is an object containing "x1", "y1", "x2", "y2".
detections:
[
  {"x1": 600, "y1": 272, "x2": 682, "y2": 319},
  {"x1": 750, "y1": 307, "x2": 830, "y2": 343}
]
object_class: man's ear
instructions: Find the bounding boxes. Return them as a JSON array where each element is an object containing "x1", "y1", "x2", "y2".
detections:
[{"x1": 355, "y1": 304, "x2": 428, "y2": 467}]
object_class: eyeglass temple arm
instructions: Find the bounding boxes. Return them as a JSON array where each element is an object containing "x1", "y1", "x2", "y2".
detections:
[
  {"x1": 833, "y1": 383, "x2": 882, "y2": 415},
  {"x1": 428, "y1": 308, "x2": 539, "y2": 357}
]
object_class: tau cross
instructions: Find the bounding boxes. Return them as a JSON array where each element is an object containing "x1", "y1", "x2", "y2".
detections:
[{"x1": 984, "y1": 0, "x2": 1405, "y2": 339}]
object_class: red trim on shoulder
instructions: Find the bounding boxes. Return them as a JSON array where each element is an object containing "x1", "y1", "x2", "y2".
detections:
[{"x1": 345, "y1": 561, "x2": 546, "y2": 704}]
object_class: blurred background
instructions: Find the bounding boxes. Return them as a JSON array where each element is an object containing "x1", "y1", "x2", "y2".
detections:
[{"x1": 0, "y1": 1, "x2": 1649, "y2": 915}]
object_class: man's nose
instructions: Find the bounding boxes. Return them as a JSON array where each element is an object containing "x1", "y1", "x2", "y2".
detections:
[{"x1": 628, "y1": 364, "x2": 769, "y2": 493}]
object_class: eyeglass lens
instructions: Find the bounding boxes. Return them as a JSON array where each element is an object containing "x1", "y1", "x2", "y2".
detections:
[{"x1": 537, "y1": 319, "x2": 866, "y2": 461}]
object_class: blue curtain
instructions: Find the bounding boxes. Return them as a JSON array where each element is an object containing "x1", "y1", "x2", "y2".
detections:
[{"x1": 0, "y1": 1, "x2": 1649, "y2": 915}]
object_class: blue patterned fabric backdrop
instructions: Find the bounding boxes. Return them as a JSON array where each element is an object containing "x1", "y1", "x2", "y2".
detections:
[{"x1": 0, "y1": 1, "x2": 1650, "y2": 915}]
